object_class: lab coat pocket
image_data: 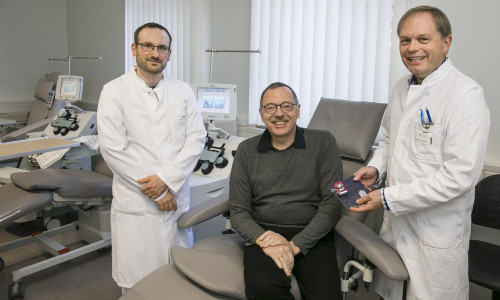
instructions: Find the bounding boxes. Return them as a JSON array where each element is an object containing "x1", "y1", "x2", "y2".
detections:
[
  {"x1": 417, "y1": 201, "x2": 464, "y2": 250},
  {"x1": 112, "y1": 185, "x2": 146, "y2": 216},
  {"x1": 410, "y1": 122, "x2": 444, "y2": 164}
]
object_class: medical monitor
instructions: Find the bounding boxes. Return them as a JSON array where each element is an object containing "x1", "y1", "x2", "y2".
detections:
[
  {"x1": 55, "y1": 75, "x2": 83, "y2": 102},
  {"x1": 191, "y1": 83, "x2": 237, "y2": 122}
]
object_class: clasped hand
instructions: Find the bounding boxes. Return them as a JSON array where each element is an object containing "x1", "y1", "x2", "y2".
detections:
[
  {"x1": 257, "y1": 231, "x2": 297, "y2": 277},
  {"x1": 137, "y1": 175, "x2": 177, "y2": 211}
]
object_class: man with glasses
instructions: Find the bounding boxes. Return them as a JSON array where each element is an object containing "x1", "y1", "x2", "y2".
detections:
[
  {"x1": 97, "y1": 22, "x2": 206, "y2": 293},
  {"x1": 351, "y1": 6, "x2": 490, "y2": 299},
  {"x1": 229, "y1": 82, "x2": 343, "y2": 299}
]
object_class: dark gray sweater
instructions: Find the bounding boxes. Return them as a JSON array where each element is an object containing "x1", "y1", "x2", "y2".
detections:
[{"x1": 229, "y1": 127, "x2": 343, "y2": 255}]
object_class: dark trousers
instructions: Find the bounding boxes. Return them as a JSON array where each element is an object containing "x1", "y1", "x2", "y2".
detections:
[{"x1": 243, "y1": 225, "x2": 342, "y2": 300}]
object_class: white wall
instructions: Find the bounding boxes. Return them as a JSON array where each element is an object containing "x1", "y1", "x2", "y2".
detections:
[
  {"x1": 0, "y1": 0, "x2": 124, "y2": 109},
  {"x1": 390, "y1": 0, "x2": 500, "y2": 167},
  {"x1": 204, "y1": 0, "x2": 252, "y2": 126},
  {"x1": 0, "y1": 0, "x2": 68, "y2": 103},
  {"x1": 65, "y1": 0, "x2": 125, "y2": 104}
]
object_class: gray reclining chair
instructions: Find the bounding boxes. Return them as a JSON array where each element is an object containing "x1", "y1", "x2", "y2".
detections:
[
  {"x1": 0, "y1": 159, "x2": 113, "y2": 300},
  {"x1": 121, "y1": 98, "x2": 408, "y2": 299},
  {"x1": 1, "y1": 72, "x2": 66, "y2": 143}
]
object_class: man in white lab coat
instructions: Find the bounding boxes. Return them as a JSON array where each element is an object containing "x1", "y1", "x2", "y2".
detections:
[
  {"x1": 97, "y1": 23, "x2": 206, "y2": 292},
  {"x1": 351, "y1": 6, "x2": 490, "y2": 300}
]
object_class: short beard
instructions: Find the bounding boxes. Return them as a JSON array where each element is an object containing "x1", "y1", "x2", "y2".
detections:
[{"x1": 136, "y1": 57, "x2": 166, "y2": 75}]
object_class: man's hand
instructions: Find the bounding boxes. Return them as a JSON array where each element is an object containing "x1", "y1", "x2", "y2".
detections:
[
  {"x1": 350, "y1": 189, "x2": 382, "y2": 213},
  {"x1": 353, "y1": 166, "x2": 378, "y2": 190},
  {"x1": 138, "y1": 175, "x2": 167, "y2": 199},
  {"x1": 261, "y1": 244, "x2": 295, "y2": 277},
  {"x1": 155, "y1": 191, "x2": 177, "y2": 211},
  {"x1": 256, "y1": 231, "x2": 298, "y2": 276},
  {"x1": 256, "y1": 231, "x2": 289, "y2": 248}
]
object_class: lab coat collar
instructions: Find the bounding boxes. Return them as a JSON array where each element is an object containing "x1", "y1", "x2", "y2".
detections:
[
  {"x1": 257, "y1": 126, "x2": 306, "y2": 152},
  {"x1": 407, "y1": 57, "x2": 452, "y2": 87},
  {"x1": 130, "y1": 66, "x2": 165, "y2": 92}
]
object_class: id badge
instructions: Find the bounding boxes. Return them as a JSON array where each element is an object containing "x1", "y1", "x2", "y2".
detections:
[{"x1": 415, "y1": 129, "x2": 432, "y2": 145}]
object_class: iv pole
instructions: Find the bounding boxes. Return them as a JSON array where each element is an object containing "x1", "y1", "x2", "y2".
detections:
[
  {"x1": 205, "y1": 49, "x2": 261, "y2": 83},
  {"x1": 48, "y1": 56, "x2": 102, "y2": 75}
]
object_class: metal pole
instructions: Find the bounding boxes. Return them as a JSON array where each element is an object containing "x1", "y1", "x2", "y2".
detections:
[{"x1": 204, "y1": 49, "x2": 261, "y2": 83}]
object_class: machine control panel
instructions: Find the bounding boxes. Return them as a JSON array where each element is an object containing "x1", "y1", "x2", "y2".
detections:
[
  {"x1": 43, "y1": 108, "x2": 97, "y2": 138},
  {"x1": 194, "y1": 135, "x2": 230, "y2": 175},
  {"x1": 50, "y1": 109, "x2": 80, "y2": 136}
]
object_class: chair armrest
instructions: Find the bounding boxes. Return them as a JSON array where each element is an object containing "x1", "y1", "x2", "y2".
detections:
[
  {"x1": 177, "y1": 196, "x2": 229, "y2": 229},
  {"x1": 1, "y1": 118, "x2": 52, "y2": 143},
  {"x1": 171, "y1": 236, "x2": 246, "y2": 299},
  {"x1": 335, "y1": 215, "x2": 409, "y2": 281}
]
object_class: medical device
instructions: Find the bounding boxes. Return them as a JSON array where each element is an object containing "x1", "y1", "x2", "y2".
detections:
[
  {"x1": 194, "y1": 135, "x2": 229, "y2": 175},
  {"x1": 42, "y1": 108, "x2": 96, "y2": 138},
  {"x1": 189, "y1": 132, "x2": 245, "y2": 242},
  {"x1": 54, "y1": 75, "x2": 83, "y2": 102},
  {"x1": 191, "y1": 83, "x2": 237, "y2": 139}
]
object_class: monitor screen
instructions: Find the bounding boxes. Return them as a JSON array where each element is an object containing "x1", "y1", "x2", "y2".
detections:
[
  {"x1": 60, "y1": 78, "x2": 79, "y2": 97},
  {"x1": 191, "y1": 83, "x2": 237, "y2": 122},
  {"x1": 55, "y1": 75, "x2": 83, "y2": 101}
]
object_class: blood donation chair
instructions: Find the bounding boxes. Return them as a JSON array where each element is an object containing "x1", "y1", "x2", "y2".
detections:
[
  {"x1": 120, "y1": 98, "x2": 409, "y2": 300},
  {"x1": 1, "y1": 72, "x2": 66, "y2": 143},
  {"x1": 0, "y1": 158, "x2": 113, "y2": 300}
]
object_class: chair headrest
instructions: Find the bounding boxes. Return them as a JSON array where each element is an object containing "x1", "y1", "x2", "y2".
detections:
[
  {"x1": 33, "y1": 78, "x2": 54, "y2": 101},
  {"x1": 44, "y1": 71, "x2": 62, "y2": 84},
  {"x1": 308, "y1": 98, "x2": 387, "y2": 161}
]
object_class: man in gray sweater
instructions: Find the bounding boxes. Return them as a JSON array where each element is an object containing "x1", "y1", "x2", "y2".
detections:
[{"x1": 229, "y1": 82, "x2": 343, "y2": 300}]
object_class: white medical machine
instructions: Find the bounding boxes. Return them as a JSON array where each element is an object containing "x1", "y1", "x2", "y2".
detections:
[
  {"x1": 43, "y1": 74, "x2": 95, "y2": 138},
  {"x1": 188, "y1": 83, "x2": 243, "y2": 242},
  {"x1": 191, "y1": 83, "x2": 237, "y2": 139},
  {"x1": 19, "y1": 74, "x2": 98, "y2": 170}
]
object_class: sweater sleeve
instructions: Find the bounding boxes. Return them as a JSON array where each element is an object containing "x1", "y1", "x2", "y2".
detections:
[{"x1": 229, "y1": 140, "x2": 266, "y2": 244}]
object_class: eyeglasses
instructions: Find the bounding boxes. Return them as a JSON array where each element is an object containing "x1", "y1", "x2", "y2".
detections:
[
  {"x1": 261, "y1": 102, "x2": 297, "y2": 114},
  {"x1": 137, "y1": 43, "x2": 170, "y2": 54}
]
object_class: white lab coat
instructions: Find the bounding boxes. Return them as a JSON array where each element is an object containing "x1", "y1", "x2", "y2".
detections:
[
  {"x1": 369, "y1": 59, "x2": 490, "y2": 300},
  {"x1": 97, "y1": 68, "x2": 206, "y2": 288}
]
